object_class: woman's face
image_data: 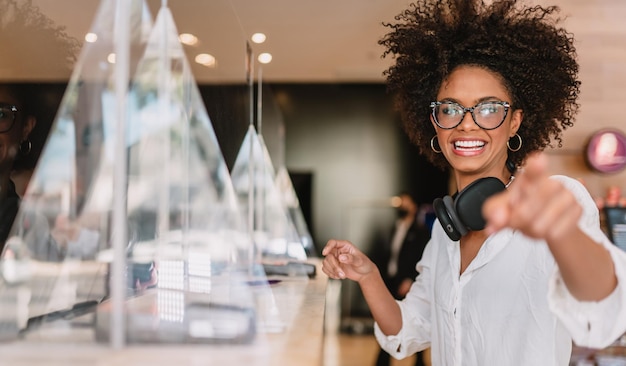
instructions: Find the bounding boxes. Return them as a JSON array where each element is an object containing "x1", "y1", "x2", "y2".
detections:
[
  {"x1": 432, "y1": 65, "x2": 522, "y2": 187},
  {"x1": 0, "y1": 86, "x2": 34, "y2": 172}
]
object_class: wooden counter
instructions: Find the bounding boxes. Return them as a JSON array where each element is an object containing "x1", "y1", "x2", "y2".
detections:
[{"x1": 0, "y1": 260, "x2": 329, "y2": 365}]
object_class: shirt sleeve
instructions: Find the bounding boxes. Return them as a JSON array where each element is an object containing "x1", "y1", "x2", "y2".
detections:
[
  {"x1": 374, "y1": 238, "x2": 433, "y2": 359},
  {"x1": 547, "y1": 175, "x2": 626, "y2": 348}
]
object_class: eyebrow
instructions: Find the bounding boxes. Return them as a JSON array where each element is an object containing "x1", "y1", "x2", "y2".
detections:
[{"x1": 438, "y1": 96, "x2": 505, "y2": 105}]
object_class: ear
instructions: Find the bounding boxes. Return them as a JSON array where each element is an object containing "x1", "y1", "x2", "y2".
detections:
[
  {"x1": 21, "y1": 115, "x2": 36, "y2": 141},
  {"x1": 509, "y1": 108, "x2": 523, "y2": 136}
]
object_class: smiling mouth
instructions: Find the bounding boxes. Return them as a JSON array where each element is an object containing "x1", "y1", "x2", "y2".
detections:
[{"x1": 454, "y1": 140, "x2": 485, "y2": 151}]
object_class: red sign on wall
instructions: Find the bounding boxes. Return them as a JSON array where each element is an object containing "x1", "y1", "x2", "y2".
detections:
[{"x1": 585, "y1": 129, "x2": 626, "y2": 174}]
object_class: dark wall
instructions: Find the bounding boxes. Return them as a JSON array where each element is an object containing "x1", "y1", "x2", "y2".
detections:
[
  {"x1": 267, "y1": 83, "x2": 448, "y2": 237},
  {"x1": 198, "y1": 84, "x2": 250, "y2": 172}
]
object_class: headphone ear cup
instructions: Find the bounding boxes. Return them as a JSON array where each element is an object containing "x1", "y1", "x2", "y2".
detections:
[
  {"x1": 433, "y1": 196, "x2": 466, "y2": 241},
  {"x1": 455, "y1": 177, "x2": 506, "y2": 231},
  {"x1": 443, "y1": 195, "x2": 468, "y2": 238}
]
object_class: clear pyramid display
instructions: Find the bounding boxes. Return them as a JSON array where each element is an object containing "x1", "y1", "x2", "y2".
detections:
[
  {"x1": 0, "y1": 0, "x2": 263, "y2": 345},
  {"x1": 231, "y1": 125, "x2": 307, "y2": 263},
  {"x1": 0, "y1": 0, "x2": 154, "y2": 343},
  {"x1": 93, "y1": 3, "x2": 260, "y2": 344},
  {"x1": 275, "y1": 166, "x2": 315, "y2": 256},
  {"x1": 258, "y1": 83, "x2": 316, "y2": 257}
]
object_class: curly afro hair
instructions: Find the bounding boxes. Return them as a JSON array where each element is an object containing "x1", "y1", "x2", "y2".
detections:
[
  {"x1": 0, "y1": 0, "x2": 80, "y2": 78},
  {"x1": 379, "y1": 0, "x2": 580, "y2": 170}
]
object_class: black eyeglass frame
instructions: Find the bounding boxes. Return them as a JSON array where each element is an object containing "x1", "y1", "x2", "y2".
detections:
[
  {"x1": 0, "y1": 105, "x2": 19, "y2": 133},
  {"x1": 429, "y1": 100, "x2": 511, "y2": 130}
]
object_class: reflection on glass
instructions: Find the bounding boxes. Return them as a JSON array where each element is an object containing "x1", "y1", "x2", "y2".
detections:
[
  {"x1": 95, "y1": 3, "x2": 257, "y2": 344},
  {"x1": 0, "y1": 0, "x2": 261, "y2": 346},
  {"x1": 0, "y1": 0, "x2": 154, "y2": 343}
]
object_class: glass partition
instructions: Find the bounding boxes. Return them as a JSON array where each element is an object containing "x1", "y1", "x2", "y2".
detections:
[
  {"x1": 0, "y1": 0, "x2": 281, "y2": 347},
  {"x1": 259, "y1": 83, "x2": 316, "y2": 257},
  {"x1": 0, "y1": 0, "x2": 154, "y2": 343}
]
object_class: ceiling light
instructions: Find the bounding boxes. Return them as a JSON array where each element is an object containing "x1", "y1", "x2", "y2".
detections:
[
  {"x1": 107, "y1": 53, "x2": 116, "y2": 64},
  {"x1": 179, "y1": 33, "x2": 198, "y2": 46},
  {"x1": 85, "y1": 33, "x2": 98, "y2": 43},
  {"x1": 251, "y1": 33, "x2": 266, "y2": 44},
  {"x1": 195, "y1": 53, "x2": 216, "y2": 68},
  {"x1": 258, "y1": 53, "x2": 272, "y2": 64}
]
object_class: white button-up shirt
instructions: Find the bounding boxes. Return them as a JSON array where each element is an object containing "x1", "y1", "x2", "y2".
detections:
[{"x1": 374, "y1": 175, "x2": 626, "y2": 365}]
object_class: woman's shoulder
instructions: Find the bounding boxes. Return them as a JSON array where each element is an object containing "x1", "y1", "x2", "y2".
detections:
[
  {"x1": 549, "y1": 174, "x2": 599, "y2": 223},
  {"x1": 548, "y1": 175, "x2": 592, "y2": 201}
]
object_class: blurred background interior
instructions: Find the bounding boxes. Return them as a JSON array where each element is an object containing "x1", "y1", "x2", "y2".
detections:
[{"x1": 2, "y1": 0, "x2": 626, "y2": 364}]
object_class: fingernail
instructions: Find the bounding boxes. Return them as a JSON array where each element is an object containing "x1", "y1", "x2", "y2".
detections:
[
  {"x1": 338, "y1": 271, "x2": 345, "y2": 278},
  {"x1": 339, "y1": 254, "x2": 347, "y2": 262}
]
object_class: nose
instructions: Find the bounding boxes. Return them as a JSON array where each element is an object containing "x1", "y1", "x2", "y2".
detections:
[{"x1": 458, "y1": 108, "x2": 478, "y2": 131}]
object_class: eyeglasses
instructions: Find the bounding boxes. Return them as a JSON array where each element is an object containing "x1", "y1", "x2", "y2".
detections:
[
  {"x1": 429, "y1": 100, "x2": 510, "y2": 130},
  {"x1": 0, "y1": 105, "x2": 18, "y2": 133}
]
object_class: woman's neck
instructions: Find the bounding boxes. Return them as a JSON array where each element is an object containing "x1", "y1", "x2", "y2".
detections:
[{"x1": 455, "y1": 168, "x2": 512, "y2": 192}]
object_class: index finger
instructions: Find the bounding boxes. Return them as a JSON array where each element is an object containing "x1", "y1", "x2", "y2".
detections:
[
  {"x1": 322, "y1": 239, "x2": 353, "y2": 256},
  {"x1": 518, "y1": 152, "x2": 548, "y2": 183},
  {"x1": 322, "y1": 239, "x2": 344, "y2": 256},
  {"x1": 322, "y1": 239, "x2": 337, "y2": 256}
]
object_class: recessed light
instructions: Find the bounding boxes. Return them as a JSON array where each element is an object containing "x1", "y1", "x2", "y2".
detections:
[
  {"x1": 107, "y1": 53, "x2": 116, "y2": 64},
  {"x1": 179, "y1": 33, "x2": 198, "y2": 46},
  {"x1": 251, "y1": 33, "x2": 266, "y2": 44},
  {"x1": 85, "y1": 33, "x2": 98, "y2": 43},
  {"x1": 195, "y1": 53, "x2": 217, "y2": 68},
  {"x1": 258, "y1": 53, "x2": 272, "y2": 64}
]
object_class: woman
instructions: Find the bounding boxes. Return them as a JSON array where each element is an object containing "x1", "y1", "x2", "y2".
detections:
[
  {"x1": 0, "y1": 84, "x2": 36, "y2": 248},
  {"x1": 321, "y1": 1, "x2": 626, "y2": 364}
]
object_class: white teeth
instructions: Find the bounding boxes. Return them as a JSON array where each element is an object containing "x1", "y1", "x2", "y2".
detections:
[{"x1": 454, "y1": 140, "x2": 485, "y2": 149}]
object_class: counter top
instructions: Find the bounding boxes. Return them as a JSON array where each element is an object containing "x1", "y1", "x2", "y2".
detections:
[{"x1": 0, "y1": 260, "x2": 329, "y2": 365}]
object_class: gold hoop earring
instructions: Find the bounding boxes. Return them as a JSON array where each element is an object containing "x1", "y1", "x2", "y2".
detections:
[
  {"x1": 507, "y1": 134, "x2": 522, "y2": 152},
  {"x1": 19, "y1": 140, "x2": 32, "y2": 155},
  {"x1": 430, "y1": 136, "x2": 441, "y2": 154}
]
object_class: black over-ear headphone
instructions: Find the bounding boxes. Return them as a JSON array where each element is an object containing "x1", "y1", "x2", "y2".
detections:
[{"x1": 433, "y1": 177, "x2": 506, "y2": 241}]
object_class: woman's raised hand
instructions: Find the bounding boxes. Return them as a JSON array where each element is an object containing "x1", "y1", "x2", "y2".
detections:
[
  {"x1": 483, "y1": 152, "x2": 582, "y2": 244},
  {"x1": 321, "y1": 239, "x2": 378, "y2": 282}
]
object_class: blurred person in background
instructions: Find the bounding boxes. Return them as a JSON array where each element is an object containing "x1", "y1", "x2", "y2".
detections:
[{"x1": 0, "y1": 84, "x2": 36, "y2": 246}]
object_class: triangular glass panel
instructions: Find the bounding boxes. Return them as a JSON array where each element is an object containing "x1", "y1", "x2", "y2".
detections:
[
  {"x1": 92, "y1": 5, "x2": 260, "y2": 344},
  {"x1": 231, "y1": 125, "x2": 307, "y2": 263},
  {"x1": 275, "y1": 166, "x2": 316, "y2": 257},
  {"x1": 257, "y1": 83, "x2": 316, "y2": 257},
  {"x1": 0, "y1": 0, "x2": 154, "y2": 344},
  {"x1": 0, "y1": 0, "x2": 263, "y2": 346}
]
